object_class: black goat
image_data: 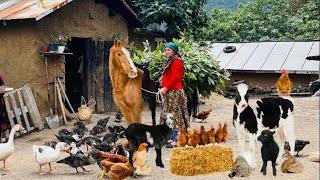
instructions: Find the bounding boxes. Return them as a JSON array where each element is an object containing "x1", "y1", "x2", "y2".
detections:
[
  {"x1": 258, "y1": 130, "x2": 279, "y2": 176},
  {"x1": 125, "y1": 113, "x2": 174, "y2": 168},
  {"x1": 134, "y1": 62, "x2": 199, "y2": 126}
]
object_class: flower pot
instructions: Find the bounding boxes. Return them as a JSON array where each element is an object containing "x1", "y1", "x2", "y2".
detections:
[
  {"x1": 58, "y1": 46, "x2": 65, "y2": 53},
  {"x1": 48, "y1": 43, "x2": 59, "y2": 52}
]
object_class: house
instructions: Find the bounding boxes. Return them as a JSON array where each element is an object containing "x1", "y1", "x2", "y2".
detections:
[
  {"x1": 0, "y1": 0, "x2": 142, "y2": 120},
  {"x1": 208, "y1": 41, "x2": 319, "y2": 90}
]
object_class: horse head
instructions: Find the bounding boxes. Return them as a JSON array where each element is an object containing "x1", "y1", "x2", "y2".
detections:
[{"x1": 110, "y1": 37, "x2": 137, "y2": 78}]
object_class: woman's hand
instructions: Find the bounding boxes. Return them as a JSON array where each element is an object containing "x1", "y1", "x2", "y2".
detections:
[{"x1": 159, "y1": 87, "x2": 168, "y2": 95}]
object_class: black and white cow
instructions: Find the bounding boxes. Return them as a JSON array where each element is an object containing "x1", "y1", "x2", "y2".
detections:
[{"x1": 233, "y1": 83, "x2": 295, "y2": 166}]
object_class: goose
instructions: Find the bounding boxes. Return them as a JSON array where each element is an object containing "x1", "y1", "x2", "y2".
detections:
[
  {"x1": 32, "y1": 142, "x2": 69, "y2": 175},
  {"x1": 0, "y1": 124, "x2": 24, "y2": 171}
]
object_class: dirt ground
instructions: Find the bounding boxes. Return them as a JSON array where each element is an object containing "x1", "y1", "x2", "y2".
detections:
[{"x1": 1, "y1": 95, "x2": 319, "y2": 180}]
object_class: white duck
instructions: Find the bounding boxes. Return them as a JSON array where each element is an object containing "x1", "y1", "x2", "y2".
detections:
[
  {"x1": 32, "y1": 142, "x2": 69, "y2": 175},
  {"x1": 0, "y1": 124, "x2": 24, "y2": 171}
]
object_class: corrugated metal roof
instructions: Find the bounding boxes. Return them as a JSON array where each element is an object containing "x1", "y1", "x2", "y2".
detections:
[
  {"x1": 208, "y1": 41, "x2": 320, "y2": 74},
  {"x1": 0, "y1": 0, "x2": 73, "y2": 21}
]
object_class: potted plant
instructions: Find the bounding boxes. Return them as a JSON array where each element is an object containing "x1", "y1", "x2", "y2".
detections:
[{"x1": 54, "y1": 34, "x2": 70, "y2": 53}]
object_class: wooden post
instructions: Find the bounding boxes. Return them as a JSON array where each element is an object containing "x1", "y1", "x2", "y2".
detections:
[
  {"x1": 22, "y1": 84, "x2": 44, "y2": 130},
  {"x1": 57, "y1": 84, "x2": 67, "y2": 124}
]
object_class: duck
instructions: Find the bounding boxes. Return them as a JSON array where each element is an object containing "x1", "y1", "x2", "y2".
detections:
[
  {"x1": 32, "y1": 142, "x2": 69, "y2": 175},
  {"x1": 57, "y1": 151, "x2": 95, "y2": 173},
  {"x1": 0, "y1": 124, "x2": 24, "y2": 171},
  {"x1": 68, "y1": 142, "x2": 84, "y2": 155}
]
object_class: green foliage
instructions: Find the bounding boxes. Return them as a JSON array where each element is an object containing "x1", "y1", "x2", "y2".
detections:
[
  {"x1": 130, "y1": 0, "x2": 209, "y2": 39},
  {"x1": 204, "y1": 0, "x2": 251, "y2": 11},
  {"x1": 200, "y1": 0, "x2": 320, "y2": 41},
  {"x1": 129, "y1": 34, "x2": 230, "y2": 97}
]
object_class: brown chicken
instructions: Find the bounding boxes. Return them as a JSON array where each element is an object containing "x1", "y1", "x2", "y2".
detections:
[
  {"x1": 187, "y1": 128, "x2": 201, "y2": 147},
  {"x1": 102, "y1": 160, "x2": 134, "y2": 180},
  {"x1": 215, "y1": 123, "x2": 224, "y2": 143},
  {"x1": 95, "y1": 151, "x2": 131, "y2": 179},
  {"x1": 133, "y1": 143, "x2": 150, "y2": 176},
  {"x1": 221, "y1": 123, "x2": 228, "y2": 143},
  {"x1": 177, "y1": 128, "x2": 188, "y2": 147},
  {"x1": 192, "y1": 108, "x2": 212, "y2": 122},
  {"x1": 208, "y1": 126, "x2": 215, "y2": 144},
  {"x1": 199, "y1": 125, "x2": 209, "y2": 145},
  {"x1": 95, "y1": 151, "x2": 128, "y2": 164},
  {"x1": 276, "y1": 69, "x2": 292, "y2": 96}
]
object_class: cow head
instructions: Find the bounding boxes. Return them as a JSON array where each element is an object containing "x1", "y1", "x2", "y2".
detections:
[{"x1": 235, "y1": 83, "x2": 249, "y2": 111}]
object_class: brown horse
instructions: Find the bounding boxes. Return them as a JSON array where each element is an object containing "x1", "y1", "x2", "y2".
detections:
[{"x1": 109, "y1": 38, "x2": 143, "y2": 125}]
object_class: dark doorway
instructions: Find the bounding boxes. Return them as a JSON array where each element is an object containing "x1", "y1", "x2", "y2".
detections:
[
  {"x1": 65, "y1": 38, "x2": 117, "y2": 112},
  {"x1": 65, "y1": 37, "x2": 89, "y2": 111}
]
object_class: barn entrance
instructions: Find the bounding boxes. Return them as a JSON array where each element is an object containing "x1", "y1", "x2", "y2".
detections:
[{"x1": 65, "y1": 38, "x2": 117, "y2": 113}]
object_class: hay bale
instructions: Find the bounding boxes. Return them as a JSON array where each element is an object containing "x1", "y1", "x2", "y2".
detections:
[{"x1": 170, "y1": 145, "x2": 233, "y2": 176}]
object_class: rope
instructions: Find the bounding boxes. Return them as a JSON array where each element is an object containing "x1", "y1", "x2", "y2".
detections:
[{"x1": 141, "y1": 88, "x2": 164, "y2": 105}]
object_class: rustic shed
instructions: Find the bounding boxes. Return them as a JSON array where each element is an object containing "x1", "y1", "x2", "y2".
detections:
[
  {"x1": 0, "y1": 0, "x2": 142, "y2": 124},
  {"x1": 208, "y1": 41, "x2": 320, "y2": 90}
]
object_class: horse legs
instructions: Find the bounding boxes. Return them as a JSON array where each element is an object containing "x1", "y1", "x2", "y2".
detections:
[
  {"x1": 114, "y1": 96, "x2": 132, "y2": 124},
  {"x1": 131, "y1": 101, "x2": 143, "y2": 124}
]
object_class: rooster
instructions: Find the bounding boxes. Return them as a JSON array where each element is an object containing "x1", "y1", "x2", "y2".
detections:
[
  {"x1": 276, "y1": 69, "x2": 292, "y2": 96},
  {"x1": 132, "y1": 143, "x2": 150, "y2": 176},
  {"x1": 177, "y1": 128, "x2": 188, "y2": 147},
  {"x1": 192, "y1": 108, "x2": 212, "y2": 123},
  {"x1": 208, "y1": 127, "x2": 215, "y2": 144},
  {"x1": 199, "y1": 126, "x2": 209, "y2": 145},
  {"x1": 187, "y1": 128, "x2": 201, "y2": 147}
]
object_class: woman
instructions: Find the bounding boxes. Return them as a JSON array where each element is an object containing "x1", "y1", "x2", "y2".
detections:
[
  {"x1": 159, "y1": 42, "x2": 190, "y2": 148},
  {"x1": 0, "y1": 74, "x2": 11, "y2": 142}
]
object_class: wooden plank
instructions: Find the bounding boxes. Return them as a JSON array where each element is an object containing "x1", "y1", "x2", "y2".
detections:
[
  {"x1": 22, "y1": 84, "x2": 44, "y2": 130},
  {"x1": 104, "y1": 41, "x2": 118, "y2": 112},
  {"x1": 16, "y1": 89, "x2": 32, "y2": 132},
  {"x1": 9, "y1": 93, "x2": 24, "y2": 135},
  {"x1": 3, "y1": 95, "x2": 18, "y2": 136},
  {"x1": 96, "y1": 40, "x2": 104, "y2": 112}
]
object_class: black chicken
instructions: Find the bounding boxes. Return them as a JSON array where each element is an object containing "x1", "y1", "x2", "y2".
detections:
[
  {"x1": 97, "y1": 117, "x2": 110, "y2": 128},
  {"x1": 115, "y1": 112, "x2": 122, "y2": 122},
  {"x1": 57, "y1": 153, "x2": 95, "y2": 173},
  {"x1": 73, "y1": 121, "x2": 88, "y2": 137},
  {"x1": 59, "y1": 129, "x2": 72, "y2": 136},
  {"x1": 94, "y1": 141, "x2": 113, "y2": 152},
  {"x1": 284, "y1": 140, "x2": 310, "y2": 156},
  {"x1": 90, "y1": 125, "x2": 105, "y2": 136},
  {"x1": 55, "y1": 134, "x2": 77, "y2": 144}
]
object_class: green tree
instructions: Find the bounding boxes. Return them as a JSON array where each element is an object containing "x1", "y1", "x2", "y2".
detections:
[
  {"x1": 200, "y1": 0, "x2": 320, "y2": 41},
  {"x1": 130, "y1": 0, "x2": 209, "y2": 39}
]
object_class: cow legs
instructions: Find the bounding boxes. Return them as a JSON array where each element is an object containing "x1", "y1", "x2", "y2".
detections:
[
  {"x1": 285, "y1": 115, "x2": 296, "y2": 156},
  {"x1": 248, "y1": 133, "x2": 257, "y2": 168},
  {"x1": 275, "y1": 129, "x2": 286, "y2": 164},
  {"x1": 236, "y1": 128, "x2": 246, "y2": 153}
]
